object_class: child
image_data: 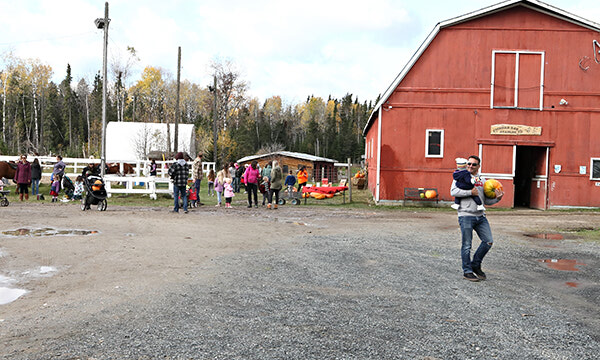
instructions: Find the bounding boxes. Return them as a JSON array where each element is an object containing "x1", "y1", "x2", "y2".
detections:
[
  {"x1": 207, "y1": 169, "x2": 215, "y2": 196},
  {"x1": 224, "y1": 177, "x2": 235, "y2": 208},
  {"x1": 259, "y1": 176, "x2": 270, "y2": 206},
  {"x1": 214, "y1": 169, "x2": 224, "y2": 207},
  {"x1": 452, "y1": 157, "x2": 484, "y2": 211},
  {"x1": 73, "y1": 176, "x2": 84, "y2": 200},
  {"x1": 50, "y1": 176, "x2": 60, "y2": 203},
  {"x1": 188, "y1": 184, "x2": 198, "y2": 208},
  {"x1": 284, "y1": 170, "x2": 296, "y2": 194}
]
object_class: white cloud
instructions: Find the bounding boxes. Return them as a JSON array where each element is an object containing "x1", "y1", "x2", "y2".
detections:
[{"x1": 2, "y1": 0, "x2": 600, "y2": 103}]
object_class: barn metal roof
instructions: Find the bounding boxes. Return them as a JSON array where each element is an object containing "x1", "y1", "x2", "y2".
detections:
[
  {"x1": 363, "y1": 0, "x2": 600, "y2": 135},
  {"x1": 237, "y1": 151, "x2": 338, "y2": 164}
]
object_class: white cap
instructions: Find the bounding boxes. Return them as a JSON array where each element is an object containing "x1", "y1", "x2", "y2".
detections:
[{"x1": 455, "y1": 157, "x2": 467, "y2": 165}]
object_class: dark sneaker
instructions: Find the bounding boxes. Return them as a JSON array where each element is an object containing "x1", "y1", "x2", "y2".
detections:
[
  {"x1": 472, "y1": 266, "x2": 487, "y2": 280},
  {"x1": 464, "y1": 273, "x2": 479, "y2": 282}
]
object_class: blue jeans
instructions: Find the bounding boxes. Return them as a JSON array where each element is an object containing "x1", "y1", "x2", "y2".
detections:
[
  {"x1": 31, "y1": 179, "x2": 40, "y2": 196},
  {"x1": 194, "y1": 179, "x2": 201, "y2": 202},
  {"x1": 173, "y1": 185, "x2": 187, "y2": 212},
  {"x1": 233, "y1": 177, "x2": 240, "y2": 192},
  {"x1": 459, "y1": 215, "x2": 493, "y2": 274}
]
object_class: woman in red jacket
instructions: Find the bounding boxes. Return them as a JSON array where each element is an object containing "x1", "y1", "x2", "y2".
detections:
[
  {"x1": 244, "y1": 160, "x2": 260, "y2": 208},
  {"x1": 14, "y1": 154, "x2": 32, "y2": 201}
]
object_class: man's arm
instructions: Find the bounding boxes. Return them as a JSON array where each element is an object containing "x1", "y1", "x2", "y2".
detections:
[{"x1": 450, "y1": 180, "x2": 475, "y2": 197}]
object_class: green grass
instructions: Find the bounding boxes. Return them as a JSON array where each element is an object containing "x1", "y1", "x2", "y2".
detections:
[{"x1": 2, "y1": 180, "x2": 598, "y2": 215}]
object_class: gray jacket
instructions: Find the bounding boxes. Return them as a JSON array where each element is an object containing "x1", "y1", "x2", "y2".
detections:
[{"x1": 450, "y1": 177, "x2": 500, "y2": 217}]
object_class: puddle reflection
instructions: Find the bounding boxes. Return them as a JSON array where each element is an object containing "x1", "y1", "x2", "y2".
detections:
[
  {"x1": 2, "y1": 228, "x2": 98, "y2": 237},
  {"x1": 539, "y1": 259, "x2": 586, "y2": 271},
  {"x1": 526, "y1": 233, "x2": 564, "y2": 240}
]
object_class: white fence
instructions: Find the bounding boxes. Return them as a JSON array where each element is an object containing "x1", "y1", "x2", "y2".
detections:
[
  {"x1": 0, "y1": 155, "x2": 215, "y2": 200},
  {"x1": 103, "y1": 175, "x2": 173, "y2": 200}
]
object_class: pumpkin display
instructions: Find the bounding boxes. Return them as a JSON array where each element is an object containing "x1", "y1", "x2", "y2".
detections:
[
  {"x1": 425, "y1": 190, "x2": 437, "y2": 199},
  {"x1": 483, "y1": 179, "x2": 503, "y2": 198}
]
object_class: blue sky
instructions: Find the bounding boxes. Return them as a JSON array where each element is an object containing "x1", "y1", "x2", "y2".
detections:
[{"x1": 1, "y1": 0, "x2": 599, "y2": 104}]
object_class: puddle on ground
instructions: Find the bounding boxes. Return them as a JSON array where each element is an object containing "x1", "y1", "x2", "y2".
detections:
[
  {"x1": 2, "y1": 228, "x2": 98, "y2": 237},
  {"x1": 0, "y1": 275, "x2": 27, "y2": 306},
  {"x1": 539, "y1": 259, "x2": 586, "y2": 271},
  {"x1": 0, "y1": 287, "x2": 27, "y2": 305},
  {"x1": 525, "y1": 233, "x2": 564, "y2": 240},
  {"x1": 565, "y1": 282, "x2": 579, "y2": 288}
]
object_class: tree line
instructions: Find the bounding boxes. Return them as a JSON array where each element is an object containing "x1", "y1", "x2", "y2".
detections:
[{"x1": 1, "y1": 52, "x2": 375, "y2": 166}]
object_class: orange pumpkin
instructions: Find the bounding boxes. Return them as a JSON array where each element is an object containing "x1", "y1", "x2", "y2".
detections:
[
  {"x1": 425, "y1": 190, "x2": 437, "y2": 199},
  {"x1": 483, "y1": 179, "x2": 503, "y2": 198},
  {"x1": 92, "y1": 179, "x2": 103, "y2": 191}
]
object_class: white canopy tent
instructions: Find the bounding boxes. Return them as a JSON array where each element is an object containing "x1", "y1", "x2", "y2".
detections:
[{"x1": 106, "y1": 122, "x2": 196, "y2": 161}]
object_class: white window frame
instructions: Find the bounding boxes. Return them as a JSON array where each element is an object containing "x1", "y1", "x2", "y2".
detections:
[
  {"x1": 490, "y1": 50, "x2": 545, "y2": 111},
  {"x1": 425, "y1": 129, "x2": 444, "y2": 158},
  {"x1": 591, "y1": 158, "x2": 600, "y2": 180}
]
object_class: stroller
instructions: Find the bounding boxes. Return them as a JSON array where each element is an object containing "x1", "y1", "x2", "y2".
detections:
[
  {"x1": 81, "y1": 175, "x2": 108, "y2": 211},
  {"x1": 0, "y1": 189, "x2": 9, "y2": 207},
  {"x1": 62, "y1": 175, "x2": 75, "y2": 200}
]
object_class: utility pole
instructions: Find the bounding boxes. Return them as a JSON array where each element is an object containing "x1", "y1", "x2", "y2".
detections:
[
  {"x1": 95, "y1": 2, "x2": 110, "y2": 177},
  {"x1": 174, "y1": 46, "x2": 181, "y2": 154},
  {"x1": 212, "y1": 75, "x2": 218, "y2": 166}
]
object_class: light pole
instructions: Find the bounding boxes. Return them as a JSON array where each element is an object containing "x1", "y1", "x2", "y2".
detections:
[{"x1": 95, "y1": 2, "x2": 109, "y2": 177}]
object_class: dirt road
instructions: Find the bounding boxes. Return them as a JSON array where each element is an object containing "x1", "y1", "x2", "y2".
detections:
[{"x1": 1, "y1": 203, "x2": 599, "y2": 359}]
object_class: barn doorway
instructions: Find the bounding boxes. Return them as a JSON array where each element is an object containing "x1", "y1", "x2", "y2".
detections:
[{"x1": 514, "y1": 146, "x2": 547, "y2": 208}]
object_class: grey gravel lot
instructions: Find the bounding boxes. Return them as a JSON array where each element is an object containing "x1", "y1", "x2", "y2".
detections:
[{"x1": 1, "y1": 205, "x2": 599, "y2": 359}]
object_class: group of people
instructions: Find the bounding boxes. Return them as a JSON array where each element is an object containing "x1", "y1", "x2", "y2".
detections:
[
  {"x1": 167, "y1": 152, "x2": 310, "y2": 213},
  {"x1": 9, "y1": 155, "x2": 68, "y2": 202}
]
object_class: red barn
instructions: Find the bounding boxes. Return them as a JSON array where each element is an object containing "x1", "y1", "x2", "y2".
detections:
[{"x1": 363, "y1": 0, "x2": 600, "y2": 209}]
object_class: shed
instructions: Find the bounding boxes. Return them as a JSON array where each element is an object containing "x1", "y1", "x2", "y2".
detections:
[
  {"x1": 363, "y1": 0, "x2": 600, "y2": 209},
  {"x1": 237, "y1": 151, "x2": 339, "y2": 182},
  {"x1": 106, "y1": 122, "x2": 196, "y2": 161}
]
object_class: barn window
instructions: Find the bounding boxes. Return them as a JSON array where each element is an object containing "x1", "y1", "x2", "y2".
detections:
[
  {"x1": 491, "y1": 50, "x2": 545, "y2": 110},
  {"x1": 426, "y1": 129, "x2": 444, "y2": 158},
  {"x1": 283, "y1": 165, "x2": 289, "y2": 174},
  {"x1": 591, "y1": 158, "x2": 600, "y2": 180}
]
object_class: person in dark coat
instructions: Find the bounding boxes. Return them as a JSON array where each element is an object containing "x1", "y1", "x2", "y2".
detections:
[
  {"x1": 14, "y1": 154, "x2": 32, "y2": 201},
  {"x1": 168, "y1": 152, "x2": 190, "y2": 213},
  {"x1": 31, "y1": 158, "x2": 42, "y2": 200}
]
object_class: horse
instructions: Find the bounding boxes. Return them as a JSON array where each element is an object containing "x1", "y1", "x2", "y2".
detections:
[
  {"x1": 0, "y1": 161, "x2": 17, "y2": 182},
  {"x1": 106, "y1": 163, "x2": 135, "y2": 176}
]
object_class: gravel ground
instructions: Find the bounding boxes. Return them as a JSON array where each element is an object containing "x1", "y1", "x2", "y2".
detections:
[{"x1": 0, "y1": 204, "x2": 599, "y2": 359}]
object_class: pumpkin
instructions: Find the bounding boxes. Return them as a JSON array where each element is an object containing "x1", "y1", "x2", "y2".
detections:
[
  {"x1": 483, "y1": 179, "x2": 503, "y2": 198},
  {"x1": 425, "y1": 190, "x2": 437, "y2": 199},
  {"x1": 92, "y1": 179, "x2": 103, "y2": 191},
  {"x1": 325, "y1": 193, "x2": 334, "y2": 198},
  {"x1": 419, "y1": 192, "x2": 425, "y2": 198},
  {"x1": 302, "y1": 192, "x2": 310, "y2": 198}
]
